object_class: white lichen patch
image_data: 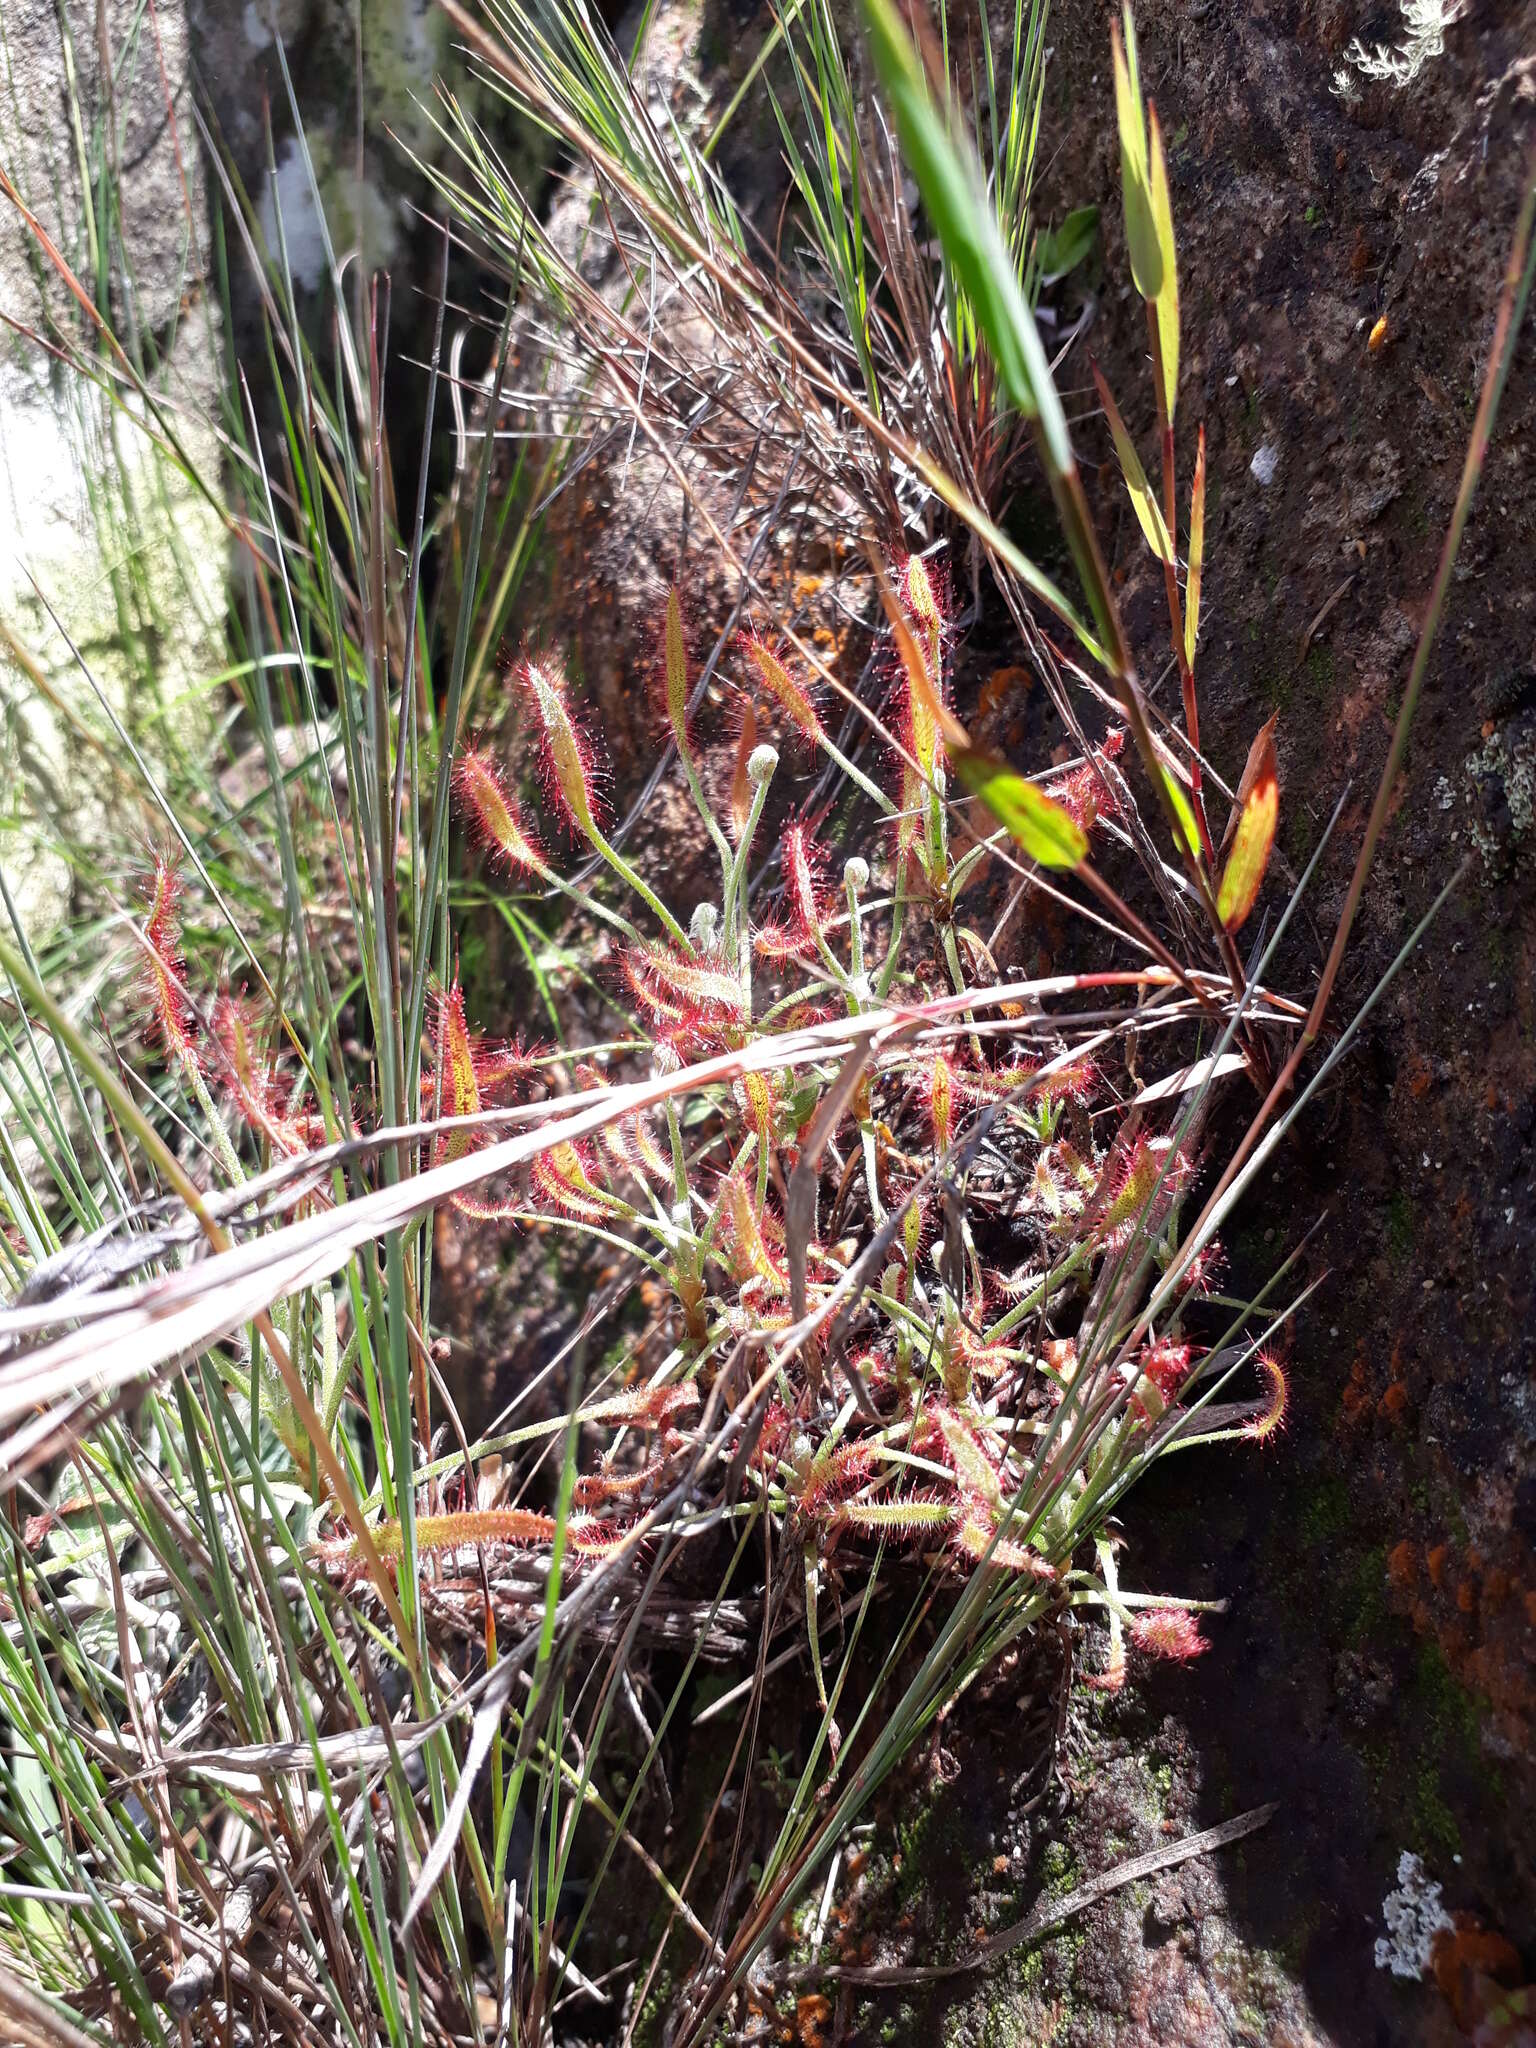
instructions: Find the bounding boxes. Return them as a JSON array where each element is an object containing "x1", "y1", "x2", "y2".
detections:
[
  {"x1": 1333, "y1": 1, "x2": 1465, "y2": 99},
  {"x1": 1373, "y1": 1851, "x2": 1453, "y2": 1979},
  {"x1": 1464, "y1": 722, "x2": 1536, "y2": 874}
]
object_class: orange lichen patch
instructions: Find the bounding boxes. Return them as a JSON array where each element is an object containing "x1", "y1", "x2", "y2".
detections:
[
  {"x1": 1482, "y1": 1567, "x2": 1511, "y2": 1608},
  {"x1": 1456, "y1": 1580, "x2": 1477, "y2": 1615},
  {"x1": 1427, "y1": 1544, "x2": 1452, "y2": 1591},
  {"x1": 1399, "y1": 1053, "x2": 1433, "y2": 1100},
  {"x1": 1378, "y1": 1381, "x2": 1410, "y2": 1421},
  {"x1": 1431, "y1": 1921, "x2": 1525, "y2": 2032},
  {"x1": 1340, "y1": 1351, "x2": 1374, "y2": 1424},
  {"x1": 1387, "y1": 1540, "x2": 1417, "y2": 1589},
  {"x1": 795, "y1": 1994, "x2": 832, "y2": 2047},
  {"x1": 978, "y1": 664, "x2": 1034, "y2": 718}
]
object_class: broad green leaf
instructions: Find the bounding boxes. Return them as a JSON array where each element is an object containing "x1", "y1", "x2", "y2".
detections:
[
  {"x1": 1111, "y1": 14, "x2": 1162, "y2": 301},
  {"x1": 1160, "y1": 762, "x2": 1202, "y2": 862},
  {"x1": 1148, "y1": 105, "x2": 1179, "y2": 414},
  {"x1": 1036, "y1": 204, "x2": 1098, "y2": 283},
  {"x1": 1216, "y1": 729, "x2": 1279, "y2": 929},
  {"x1": 955, "y1": 748, "x2": 1088, "y2": 869},
  {"x1": 1185, "y1": 425, "x2": 1205, "y2": 667},
  {"x1": 1091, "y1": 361, "x2": 1173, "y2": 563},
  {"x1": 859, "y1": 0, "x2": 1074, "y2": 478}
]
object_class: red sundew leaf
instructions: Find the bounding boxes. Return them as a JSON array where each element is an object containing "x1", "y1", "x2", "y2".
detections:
[
  {"x1": 629, "y1": 1111, "x2": 673, "y2": 1184},
  {"x1": 735, "y1": 1071, "x2": 775, "y2": 1153},
  {"x1": 717, "y1": 1173, "x2": 788, "y2": 1296},
  {"x1": 1216, "y1": 723, "x2": 1279, "y2": 931},
  {"x1": 742, "y1": 636, "x2": 825, "y2": 748},
  {"x1": 433, "y1": 979, "x2": 482, "y2": 1150},
  {"x1": 831, "y1": 1493, "x2": 956, "y2": 1541},
  {"x1": 531, "y1": 1139, "x2": 615, "y2": 1224},
  {"x1": 1242, "y1": 1351, "x2": 1289, "y2": 1443},
  {"x1": 573, "y1": 1454, "x2": 670, "y2": 1508},
  {"x1": 662, "y1": 586, "x2": 694, "y2": 760},
  {"x1": 520, "y1": 655, "x2": 605, "y2": 840},
  {"x1": 1037, "y1": 1054, "x2": 1099, "y2": 1107},
  {"x1": 1129, "y1": 1608, "x2": 1208, "y2": 1661},
  {"x1": 798, "y1": 1441, "x2": 879, "y2": 1518},
  {"x1": 934, "y1": 1408, "x2": 1004, "y2": 1510},
  {"x1": 752, "y1": 917, "x2": 804, "y2": 964},
  {"x1": 454, "y1": 745, "x2": 550, "y2": 877},
  {"x1": 211, "y1": 995, "x2": 320, "y2": 1160},
  {"x1": 140, "y1": 856, "x2": 196, "y2": 1062},
  {"x1": 781, "y1": 823, "x2": 827, "y2": 943},
  {"x1": 928, "y1": 1051, "x2": 955, "y2": 1153},
  {"x1": 626, "y1": 942, "x2": 745, "y2": 1017},
  {"x1": 580, "y1": 1381, "x2": 700, "y2": 1431},
  {"x1": 954, "y1": 1505, "x2": 1055, "y2": 1578},
  {"x1": 1087, "y1": 1130, "x2": 1193, "y2": 1246},
  {"x1": 568, "y1": 1513, "x2": 644, "y2": 1558},
  {"x1": 898, "y1": 552, "x2": 947, "y2": 773}
]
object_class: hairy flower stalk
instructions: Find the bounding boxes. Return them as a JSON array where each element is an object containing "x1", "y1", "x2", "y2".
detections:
[{"x1": 663, "y1": 587, "x2": 734, "y2": 883}]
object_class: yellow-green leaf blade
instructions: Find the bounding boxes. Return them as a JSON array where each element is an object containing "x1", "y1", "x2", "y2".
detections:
[
  {"x1": 1216, "y1": 732, "x2": 1279, "y2": 930},
  {"x1": 1111, "y1": 12, "x2": 1162, "y2": 301},
  {"x1": 1092, "y1": 362, "x2": 1173, "y2": 563},
  {"x1": 1160, "y1": 762, "x2": 1202, "y2": 864},
  {"x1": 1148, "y1": 103, "x2": 1179, "y2": 415},
  {"x1": 955, "y1": 749, "x2": 1088, "y2": 869},
  {"x1": 1185, "y1": 425, "x2": 1206, "y2": 668}
]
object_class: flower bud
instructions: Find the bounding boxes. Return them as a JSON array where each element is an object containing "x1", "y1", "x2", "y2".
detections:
[{"x1": 747, "y1": 742, "x2": 779, "y2": 787}]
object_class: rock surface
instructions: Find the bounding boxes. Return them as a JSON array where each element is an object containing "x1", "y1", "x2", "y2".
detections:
[{"x1": 1, "y1": 0, "x2": 224, "y2": 940}]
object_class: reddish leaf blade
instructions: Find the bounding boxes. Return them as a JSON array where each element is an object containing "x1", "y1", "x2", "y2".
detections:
[{"x1": 1216, "y1": 729, "x2": 1279, "y2": 931}]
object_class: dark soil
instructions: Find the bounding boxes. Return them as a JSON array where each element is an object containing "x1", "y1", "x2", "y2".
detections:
[{"x1": 1005, "y1": 0, "x2": 1536, "y2": 2039}]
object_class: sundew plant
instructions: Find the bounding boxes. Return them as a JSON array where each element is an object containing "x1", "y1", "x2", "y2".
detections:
[{"x1": 0, "y1": 1, "x2": 1530, "y2": 2043}]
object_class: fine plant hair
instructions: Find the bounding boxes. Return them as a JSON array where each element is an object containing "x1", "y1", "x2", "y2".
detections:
[{"x1": 0, "y1": 1, "x2": 1532, "y2": 2044}]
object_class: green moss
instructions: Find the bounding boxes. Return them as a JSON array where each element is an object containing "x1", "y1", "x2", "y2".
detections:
[
  {"x1": 1340, "y1": 1544, "x2": 1391, "y2": 1645},
  {"x1": 1409, "y1": 1767, "x2": 1462, "y2": 1860},
  {"x1": 1297, "y1": 1476, "x2": 1350, "y2": 1549},
  {"x1": 1385, "y1": 1190, "x2": 1415, "y2": 1265}
]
